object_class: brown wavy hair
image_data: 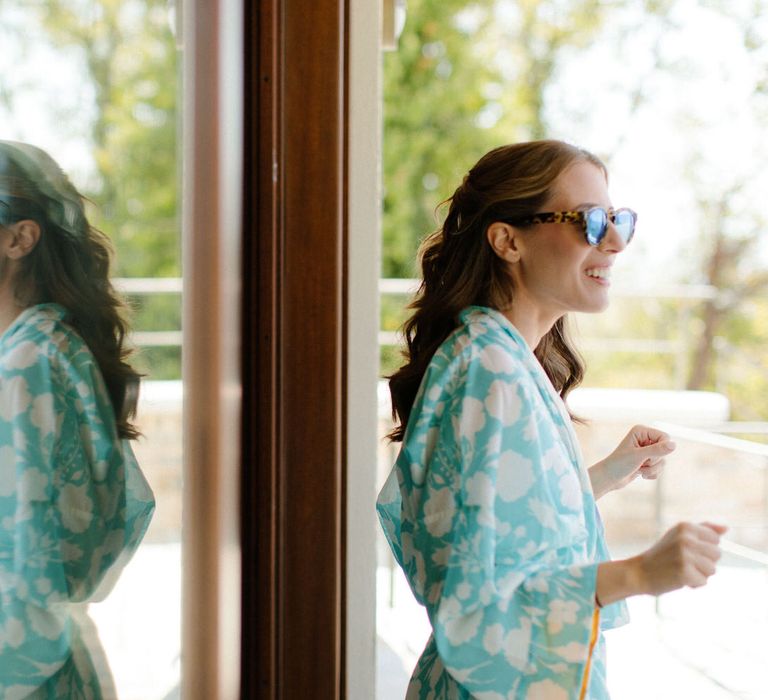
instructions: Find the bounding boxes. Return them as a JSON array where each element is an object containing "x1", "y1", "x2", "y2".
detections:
[
  {"x1": 1, "y1": 145, "x2": 141, "y2": 439},
  {"x1": 388, "y1": 140, "x2": 606, "y2": 442}
]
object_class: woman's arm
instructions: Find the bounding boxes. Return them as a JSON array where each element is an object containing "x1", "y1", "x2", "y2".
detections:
[
  {"x1": 589, "y1": 424, "x2": 676, "y2": 499},
  {"x1": 596, "y1": 521, "x2": 726, "y2": 606}
]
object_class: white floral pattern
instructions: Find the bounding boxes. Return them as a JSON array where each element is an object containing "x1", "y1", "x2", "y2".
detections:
[
  {"x1": 0, "y1": 304, "x2": 155, "y2": 698},
  {"x1": 377, "y1": 307, "x2": 628, "y2": 699}
]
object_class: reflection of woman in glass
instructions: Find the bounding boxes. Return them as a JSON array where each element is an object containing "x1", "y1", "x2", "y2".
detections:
[
  {"x1": 0, "y1": 141, "x2": 155, "y2": 698},
  {"x1": 377, "y1": 141, "x2": 725, "y2": 699}
]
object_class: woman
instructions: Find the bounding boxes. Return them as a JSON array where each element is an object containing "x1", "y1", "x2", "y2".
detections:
[
  {"x1": 0, "y1": 141, "x2": 155, "y2": 698},
  {"x1": 377, "y1": 140, "x2": 725, "y2": 700}
]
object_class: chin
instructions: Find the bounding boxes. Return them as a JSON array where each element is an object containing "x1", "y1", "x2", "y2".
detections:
[{"x1": 579, "y1": 295, "x2": 611, "y2": 314}]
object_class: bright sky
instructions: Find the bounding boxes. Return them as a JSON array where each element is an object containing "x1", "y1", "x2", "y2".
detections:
[
  {"x1": 0, "y1": 5, "x2": 100, "y2": 188},
  {"x1": 539, "y1": 0, "x2": 768, "y2": 285}
]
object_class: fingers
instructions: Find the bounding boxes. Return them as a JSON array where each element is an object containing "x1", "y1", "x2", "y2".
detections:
[
  {"x1": 642, "y1": 521, "x2": 727, "y2": 594},
  {"x1": 639, "y1": 459, "x2": 666, "y2": 479},
  {"x1": 701, "y1": 521, "x2": 729, "y2": 536},
  {"x1": 631, "y1": 425, "x2": 671, "y2": 447},
  {"x1": 695, "y1": 522, "x2": 727, "y2": 542},
  {"x1": 637, "y1": 440, "x2": 676, "y2": 459},
  {"x1": 685, "y1": 564, "x2": 715, "y2": 588},
  {"x1": 691, "y1": 549, "x2": 720, "y2": 581},
  {"x1": 675, "y1": 521, "x2": 726, "y2": 543},
  {"x1": 682, "y1": 524, "x2": 724, "y2": 587}
]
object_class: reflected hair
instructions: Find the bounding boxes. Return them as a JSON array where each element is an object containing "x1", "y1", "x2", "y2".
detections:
[
  {"x1": 387, "y1": 140, "x2": 605, "y2": 442},
  {"x1": 0, "y1": 142, "x2": 141, "y2": 439}
]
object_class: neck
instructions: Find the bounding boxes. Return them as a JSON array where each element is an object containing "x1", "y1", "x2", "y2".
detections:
[
  {"x1": 0, "y1": 280, "x2": 25, "y2": 338},
  {"x1": 499, "y1": 294, "x2": 561, "y2": 350}
]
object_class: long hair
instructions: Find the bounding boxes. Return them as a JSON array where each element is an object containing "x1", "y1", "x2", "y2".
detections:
[
  {"x1": 388, "y1": 140, "x2": 605, "y2": 442},
  {"x1": 0, "y1": 142, "x2": 141, "y2": 439}
]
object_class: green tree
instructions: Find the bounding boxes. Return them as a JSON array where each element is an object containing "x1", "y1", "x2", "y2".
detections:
[
  {"x1": 14, "y1": 0, "x2": 182, "y2": 379},
  {"x1": 382, "y1": 0, "x2": 617, "y2": 279},
  {"x1": 31, "y1": 0, "x2": 179, "y2": 278},
  {"x1": 382, "y1": 0, "x2": 500, "y2": 278}
]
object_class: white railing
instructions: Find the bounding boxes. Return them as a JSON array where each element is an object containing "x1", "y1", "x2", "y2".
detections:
[
  {"x1": 649, "y1": 421, "x2": 768, "y2": 695},
  {"x1": 378, "y1": 279, "x2": 719, "y2": 387},
  {"x1": 122, "y1": 276, "x2": 719, "y2": 353},
  {"x1": 114, "y1": 277, "x2": 183, "y2": 348}
]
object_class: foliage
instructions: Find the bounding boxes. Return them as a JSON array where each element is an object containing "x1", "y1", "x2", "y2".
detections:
[
  {"x1": 382, "y1": 0, "x2": 611, "y2": 278},
  {"x1": 3, "y1": 0, "x2": 766, "y2": 424},
  {"x1": 32, "y1": 0, "x2": 180, "y2": 278},
  {"x1": 9, "y1": 0, "x2": 181, "y2": 379},
  {"x1": 382, "y1": 0, "x2": 768, "y2": 428},
  {"x1": 382, "y1": 0, "x2": 501, "y2": 278}
]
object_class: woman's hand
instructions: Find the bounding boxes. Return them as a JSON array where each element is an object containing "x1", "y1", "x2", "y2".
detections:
[
  {"x1": 589, "y1": 425, "x2": 676, "y2": 499},
  {"x1": 635, "y1": 521, "x2": 727, "y2": 595},
  {"x1": 596, "y1": 522, "x2": 727, "y2": 605}
]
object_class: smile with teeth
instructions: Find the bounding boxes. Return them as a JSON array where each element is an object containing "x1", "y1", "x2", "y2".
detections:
[{"x1": 585, "y1": 267, "x2": 611, "y2": 280}]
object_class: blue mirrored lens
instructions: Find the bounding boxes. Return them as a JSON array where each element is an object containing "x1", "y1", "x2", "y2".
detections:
[
  {"x1": 585, "y1": 208, "x2": 608, "y2": 246},
  {"x1": 613, "y1": 209, "x2": 635, "y2": 243}
]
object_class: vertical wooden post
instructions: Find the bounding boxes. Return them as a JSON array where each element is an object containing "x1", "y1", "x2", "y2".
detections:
[{"x1": 242, "y1": 0, "x2": 348, "y2": 697}]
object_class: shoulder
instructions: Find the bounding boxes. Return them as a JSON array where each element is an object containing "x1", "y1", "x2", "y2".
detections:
[
  {"x1": 1, "y1": 305, "x2": 95, "y2": 388},
  {"x1": 429, "y1": 307, "x2": 531, "y2": 388},
  {"x1": 409, "y1": 307, "x2": 536, "y2": 429},
  {"x1": 1, "y1": 306, "x2": 57, "y2": 379}
]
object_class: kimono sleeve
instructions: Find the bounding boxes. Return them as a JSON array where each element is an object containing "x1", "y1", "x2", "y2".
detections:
[
  {"x1": 0, "y1": 341, "x2": 72, "y2": 688},
  {"x1": 410, "y1": 349, "x2": 600, "y2": 699},
  {"x1": 0, "y1": 338, "x2": 154, "y2": 690}
]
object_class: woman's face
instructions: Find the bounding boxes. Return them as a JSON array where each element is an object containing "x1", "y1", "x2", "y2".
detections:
[{"x1": 510, "y1": 160, "x2": 628, "y2": 318}]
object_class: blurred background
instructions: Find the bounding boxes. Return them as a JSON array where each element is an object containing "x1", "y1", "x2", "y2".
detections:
[
  {"x1": 377, "y1": 1, "x2": 768, "y2": 699},
  {"x1": 0, "y1": 2, "x2": 181, "y2": 697},
  {"x1": 2, "y1": 0, "x2": 767, "y2": 698}
]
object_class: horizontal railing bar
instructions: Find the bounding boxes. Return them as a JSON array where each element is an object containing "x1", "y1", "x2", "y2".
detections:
[
  {"x1": 579, "y1": 339, "x2": 681, "y2": 353},
  {"x1": 379, "y1": 278, "x2": 419, "y2": 294},
  {"x1": 653, "y1": 421, "x2": 768, "y2": 459},
  {"x1": 111, "y1": 275, "x2": 715, "y2": 299},
  {"x1": 711, "y1": 422, "x2": 768, "y2": 435},
  {"x1": 131, "y1": 331, "x2": 183, "y2": 347},
  {"x1": 113, "y1": 277, "x2": 717, "y2": 300},
  {"x1": 379, "y1": 333, "x2": 682, "y2": 354},
  {"x1": 114, "y1": 278, "x2": 183, "y2": 293},
  {"x1": 719, "y1": 538, "x2": 768, "y2": 567},
  {"x1": 379, "y1": 331, "x2": 402, "y2": 346},
  {"x1": 378, "y1": 278, "x2": 718, "y2": 300}
]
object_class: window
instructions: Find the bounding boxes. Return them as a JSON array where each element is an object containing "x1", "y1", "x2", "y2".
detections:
[
  {"x1": 0, "y1": 3, "x2": 182, "y2": 697},
  {"x1": 377, "y1": 2, "x2": 768, "y2": 697}
]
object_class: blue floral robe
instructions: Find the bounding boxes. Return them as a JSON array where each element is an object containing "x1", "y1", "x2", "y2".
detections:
[
  {"x1": 377, "y1": 306, "x2": 628, "y2": 700},
  {"x1": 0, "y1": 304, "x2": 155, "y2": 698}
]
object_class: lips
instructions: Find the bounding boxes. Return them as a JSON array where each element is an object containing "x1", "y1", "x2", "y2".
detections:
[{"x1": 585, "y1": 266, "x2": 611, "y2": 280}]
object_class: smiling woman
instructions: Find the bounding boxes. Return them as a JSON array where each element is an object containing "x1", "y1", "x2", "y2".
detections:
[{"x1": 377, "y1": 140, "x2": 726, "y2": 699}]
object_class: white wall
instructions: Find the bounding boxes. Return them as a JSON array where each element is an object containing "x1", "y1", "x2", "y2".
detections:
[{"x1": 346, "y1": 0, "x2": 383, "y2": 696}]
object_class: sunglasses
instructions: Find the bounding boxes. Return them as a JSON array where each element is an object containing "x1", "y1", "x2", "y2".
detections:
[{"x1": 506, "y1": 207, "x2": 637, "y2": 247}]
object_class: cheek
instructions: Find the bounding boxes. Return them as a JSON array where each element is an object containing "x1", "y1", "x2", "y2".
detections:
[{"x1": 541, "y1": 244, "x2": 589, "y2": 280}]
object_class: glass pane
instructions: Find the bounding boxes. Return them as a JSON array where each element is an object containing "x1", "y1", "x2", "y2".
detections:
[
  {"x1": 0, "y1": 2, "x2": 181, "y2": 698},
  {"x1": 378, "y1": 1, "x2": 768, "y2": 698}
]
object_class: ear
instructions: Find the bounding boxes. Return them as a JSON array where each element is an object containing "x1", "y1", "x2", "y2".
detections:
[
  {"x1": 5, "y1": 220, "x2": 41, "y2": 260},
  {"x1": 486, "y1": 221, "x2": 522, "y2": 263}
]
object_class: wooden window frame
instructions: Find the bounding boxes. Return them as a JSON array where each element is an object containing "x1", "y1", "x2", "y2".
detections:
[{"x1": 241, "y1": 0, "x2": 349, "y2": 697}]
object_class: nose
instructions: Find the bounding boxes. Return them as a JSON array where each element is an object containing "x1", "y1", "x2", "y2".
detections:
[{"x1": 598, "y1": 220, "x2": 628, "y2": 253}]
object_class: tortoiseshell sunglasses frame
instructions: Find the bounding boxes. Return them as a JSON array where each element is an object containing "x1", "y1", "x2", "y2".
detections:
[{"x1": 505, "y1": 207, "x2": 637, "y2": 246}]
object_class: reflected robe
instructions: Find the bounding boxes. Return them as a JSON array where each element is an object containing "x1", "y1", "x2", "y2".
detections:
[{"x1": 0, "y1": 304, "x2": 155, "y2": 699}]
